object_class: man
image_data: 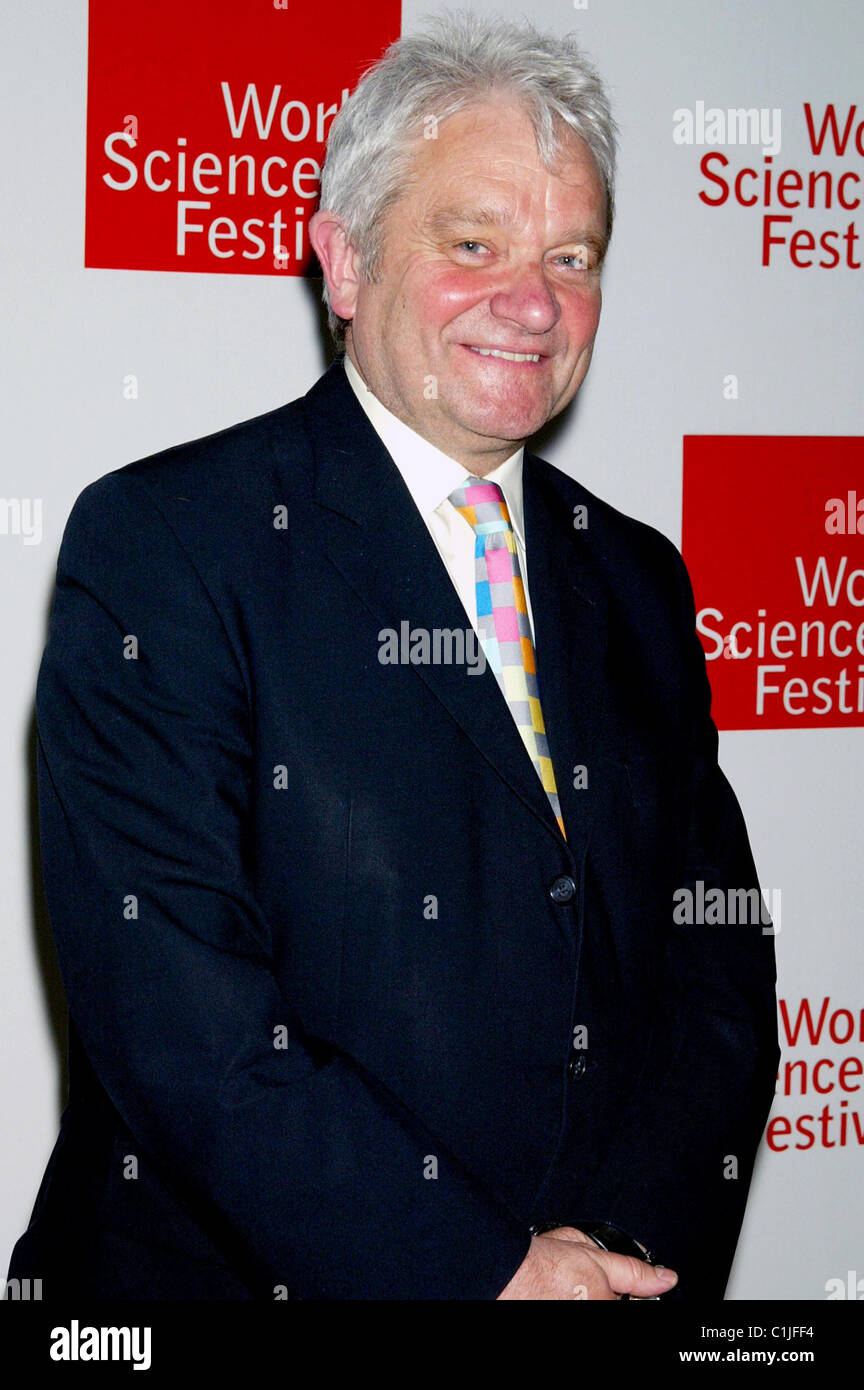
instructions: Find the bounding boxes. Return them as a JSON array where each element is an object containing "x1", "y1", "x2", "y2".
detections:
[{"x1": 8, "y1": 15, "x2": 779, "y2": 1300}]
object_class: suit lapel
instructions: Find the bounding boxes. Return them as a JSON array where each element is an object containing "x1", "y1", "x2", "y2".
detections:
[
  {"x1": 292, "y1": 361, "x2": 607, "y2": 851},
  {"x1": 522, "y1": 452, "x2": 609, "y2": 861}
]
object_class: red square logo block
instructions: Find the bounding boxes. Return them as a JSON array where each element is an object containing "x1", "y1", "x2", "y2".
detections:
[
  {"x1": 682, "y1": 437, "x2": 864, "y2": 730},
  {"x1": 85, "y1": 0, "x2": 401, "y2": 276}
]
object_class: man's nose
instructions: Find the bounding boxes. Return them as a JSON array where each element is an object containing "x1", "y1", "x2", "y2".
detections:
[{"x1": 487, "y1": 265, "x2": 559, "y2": 334}]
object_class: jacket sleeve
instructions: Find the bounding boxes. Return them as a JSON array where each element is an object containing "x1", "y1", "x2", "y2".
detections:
[
  {"x1": 583, "y1": 540, "x2": 780, "y2": 1298},
  {"x1": 35, "y1": 470, "x2": 531, "y2": 1300}
]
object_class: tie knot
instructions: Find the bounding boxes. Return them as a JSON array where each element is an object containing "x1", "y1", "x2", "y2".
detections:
[{"x1": 448, "y1": 477, "x2": 513, "y2": 535}]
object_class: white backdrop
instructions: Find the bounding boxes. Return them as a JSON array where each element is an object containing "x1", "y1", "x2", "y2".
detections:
[{"x1": 2, "y1": 0, "x2": 862, "y2": 1300}]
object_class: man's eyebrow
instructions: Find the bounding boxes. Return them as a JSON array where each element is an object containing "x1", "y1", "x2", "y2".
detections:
[
  {"x1": 424, "y1": 206, "x2": 608, "y2": 258},
  {"x1": 425, "y1": 205, "x2": 511, "y2": 234}
]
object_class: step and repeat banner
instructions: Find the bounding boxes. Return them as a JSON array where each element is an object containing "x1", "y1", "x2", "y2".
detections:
[{"x1": 1, "y1": 0, "x2": 861, "y2": 1310}]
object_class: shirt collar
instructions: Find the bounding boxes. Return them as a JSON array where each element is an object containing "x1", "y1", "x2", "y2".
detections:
[{"x1": 343, "y1": 352, "x2": 526, "y2": 545}]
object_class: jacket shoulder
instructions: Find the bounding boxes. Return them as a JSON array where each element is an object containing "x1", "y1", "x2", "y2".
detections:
[
  {"x1": 57, "y1": 393, "x2": 314, "y2": 576},
  {"x1": 112, "y1": 395, "x2": 309, "y2": 503},
  {"x1": 529, "y1": 451, "x2": 686, "y2": 579}
]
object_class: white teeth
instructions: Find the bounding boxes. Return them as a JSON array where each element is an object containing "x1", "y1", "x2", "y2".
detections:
[{"x1": 470, "y1": 347, "x2": 540, "y2": 362}]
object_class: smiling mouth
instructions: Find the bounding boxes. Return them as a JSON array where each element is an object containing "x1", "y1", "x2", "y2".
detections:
[{"x1": 465, "y1": 345, "x2": 543, "y2": 363}]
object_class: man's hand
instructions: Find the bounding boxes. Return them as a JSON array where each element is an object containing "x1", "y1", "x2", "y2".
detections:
[{"x1": 496, "y1": 1225, "x2": 679, "y2": 1300}]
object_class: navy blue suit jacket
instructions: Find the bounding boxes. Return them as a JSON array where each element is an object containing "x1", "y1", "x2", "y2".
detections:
[{"x1": 9, "y1": 358, "x2": 779, "y2": 1299}]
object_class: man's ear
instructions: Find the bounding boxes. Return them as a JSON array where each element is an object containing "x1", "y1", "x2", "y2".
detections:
[{"x1": 308, "y1": 211, "x2": 361, "y2": 324}]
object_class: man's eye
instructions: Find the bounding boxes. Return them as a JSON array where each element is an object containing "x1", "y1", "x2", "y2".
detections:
[
  {"x1": 456, "y1": 240, "x2": 486, "y2": 255},
  {"x1": 556, "y1": 252, "x2": 592, "y2": 270}
]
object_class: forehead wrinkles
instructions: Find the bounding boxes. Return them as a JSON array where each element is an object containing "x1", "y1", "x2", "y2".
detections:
[
  {"x1": 381, "y1": 110, "x2": 604, "y2": 258},
  {"x1": 420, "y1": 171, "x2": 598, "y2": 243},
  {"x1": 413, "y1": 129, "x2": 602, "y2": 232}
]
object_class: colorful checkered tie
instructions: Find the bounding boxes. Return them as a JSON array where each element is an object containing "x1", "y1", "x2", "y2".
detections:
[{"x1": 448, "y1": 477, "x2": 566, "y2": 839}]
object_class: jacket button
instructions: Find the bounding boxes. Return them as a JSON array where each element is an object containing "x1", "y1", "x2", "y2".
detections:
[
  {"x1": 567, "y1": 1054, "x2": 587, "y2": 1081},
  {"x1": 549, "y1": 874, "x2": 577, "y2": 905}
]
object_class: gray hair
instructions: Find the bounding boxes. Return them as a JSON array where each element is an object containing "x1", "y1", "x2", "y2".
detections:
[{"x1": 316, "y1": 11, "x2": 618, "y2": 347}]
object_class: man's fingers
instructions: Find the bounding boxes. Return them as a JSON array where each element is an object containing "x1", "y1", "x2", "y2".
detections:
[
  {"x1": 543, "y1": 1226, "x2": 679, "y2": 1297},
  {"x1": 500, "y1": 1230, "x2": 678, "y2": 1299},
  {"x1": 597, "y1": 1249, "x2": 678, "y2": 1297}
]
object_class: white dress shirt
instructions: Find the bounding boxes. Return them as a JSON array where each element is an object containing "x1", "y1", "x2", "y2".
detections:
[{"x1": 343, "y1": 352, "x2": 535, "y2": 637}]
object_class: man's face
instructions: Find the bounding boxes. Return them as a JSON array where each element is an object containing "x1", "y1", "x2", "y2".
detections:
[{"x1": 345, "y1": 96, "x2": 608, "y2": 471}]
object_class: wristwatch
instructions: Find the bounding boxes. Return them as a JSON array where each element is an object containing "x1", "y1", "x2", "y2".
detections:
[{"x1": 528, "y1": 1219, "x2": 658, "y2": 1300}]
